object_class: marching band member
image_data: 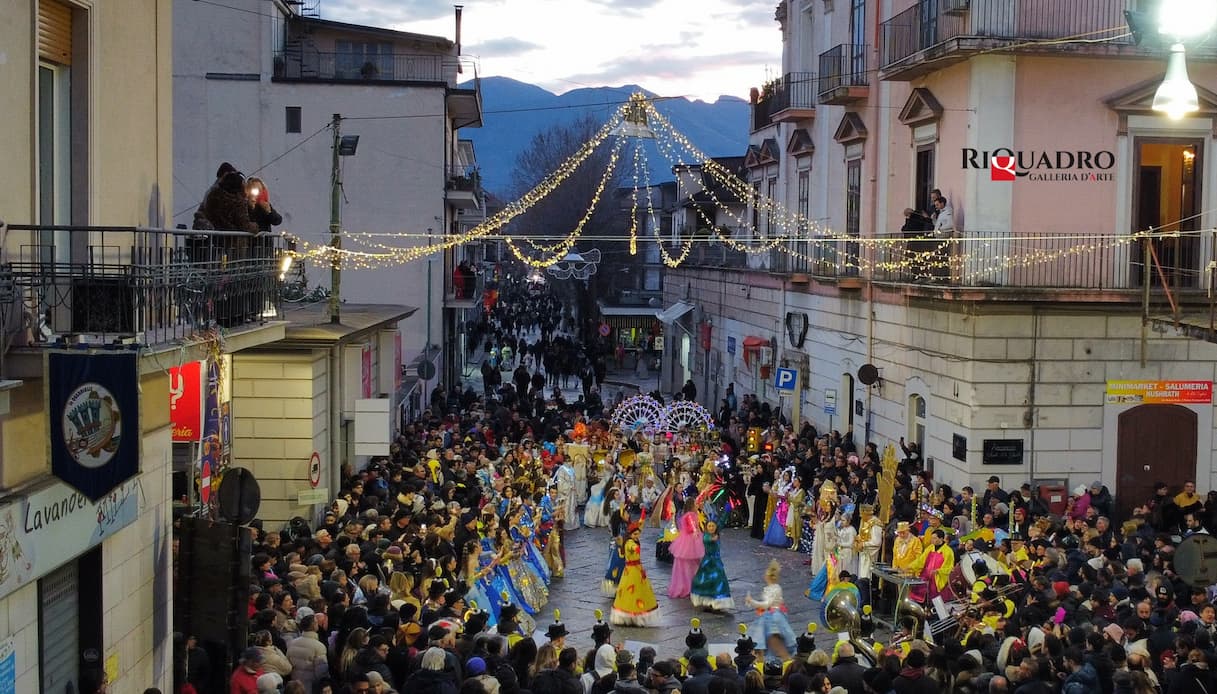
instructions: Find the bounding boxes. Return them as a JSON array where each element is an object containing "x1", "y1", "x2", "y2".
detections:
[
  {"x1": 911, "y1": 529, "x2": 954, "y2": 602},
  {"x1": 892, "y1": 521, "x2": 923, "y2": 575}
]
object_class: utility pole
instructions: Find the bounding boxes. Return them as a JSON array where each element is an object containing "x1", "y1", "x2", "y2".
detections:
[{"x1": 329, "y1": 113, "x2": 343, "y2": 324}]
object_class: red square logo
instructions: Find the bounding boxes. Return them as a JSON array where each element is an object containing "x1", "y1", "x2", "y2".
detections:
[{"x1": 991, "y1": 155, "x2": 1017, "y2": 181}]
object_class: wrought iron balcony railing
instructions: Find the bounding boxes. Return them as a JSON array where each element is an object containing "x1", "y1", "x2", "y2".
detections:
[
  {"x1": 3, "y1": 225, "x2": 283, "y2": 348},
  {"x1": 273, "y1": 50, "x2": 447, "y2": 83},
  {"x1": 818, "y1": 44, "x2": 871, "y2": 97},
  {"x1": 880, "y1": 0, "x2": 1176, "y2": 74},
  {"x1": 769, "y1": 72, "x2": 819, "y2": 113}
]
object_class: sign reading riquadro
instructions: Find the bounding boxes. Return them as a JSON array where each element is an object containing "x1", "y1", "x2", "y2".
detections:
[
  {"x1": 1105, "y1": 380, "x2": 1213, "y2": 405},
  {"x1": 48, "y1": 352, "x2": 141, "y2": 501}
]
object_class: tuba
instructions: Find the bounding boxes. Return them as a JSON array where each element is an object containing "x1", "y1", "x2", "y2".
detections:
[{"x1": 821, "y1": 584, "x2": 880, "y2": 666}]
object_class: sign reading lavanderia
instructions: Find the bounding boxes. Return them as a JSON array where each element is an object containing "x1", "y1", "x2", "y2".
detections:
[
  {"x1": 48, "y1": 351, "x2": 141, "y2": 501},
  {"x1": 0, "y1": 478, "x2": 139, "y2": 600}
]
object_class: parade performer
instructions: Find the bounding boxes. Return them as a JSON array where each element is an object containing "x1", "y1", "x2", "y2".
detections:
[
  {"x1": 911, "y1": 528, "x2": 954, "y2": 601},
  {"x1": 810, "y1": 481, "x2": 840, "y2": 575},
  {"x1": 891, "y1": 521, "x2": 922, "y2": 575},
  {"x1": 603, "y1": 504, "x2": 630, "y2": 596},
  {"x1": 834, "y1": 506, "x2": 858, "y2": 578},
  {"x1": 690, "y1": 520, "x2": 733, "y2": 612},
  {"x1": 553, "y1": 456, "x2": 580, "y2": 530},
  {"x1": 855, "y1": 504, "x2": 884, "y2": 605},
  {"x1": 762, "y1": 470, "x2": 793, "y2": 548},
  {"x1": 668, "y1": 501, "x2": 705, "y2": 599},
  {"x1": 786, "y1": 477, "x2": 807, "y2": 551},
  {"x1": 460, "y1": 540, "x2": 499, "y2": 628},
  {"x1": 584, "y1": 463, "x2": 612, "y2": 528},
  {"x1": 745, "y1": 560, "x2": 798, "y2": 659},
  {"x1": 611, "y1": 523, "x2": 661, "y2": 626}
]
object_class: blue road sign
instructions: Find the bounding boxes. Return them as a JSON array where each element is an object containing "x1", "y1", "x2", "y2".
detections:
[{"x1": 774, "y1": 367, "x2": 798, "y2": 391}]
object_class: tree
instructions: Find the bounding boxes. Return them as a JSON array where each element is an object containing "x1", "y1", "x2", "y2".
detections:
[{"x1": 508, "y1": 115, "x2": 628, "y2": 342}]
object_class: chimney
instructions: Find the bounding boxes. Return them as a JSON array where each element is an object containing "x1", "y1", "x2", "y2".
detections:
[{"x1": 454, "y1": 5, "x2": 463, "y2": 56}]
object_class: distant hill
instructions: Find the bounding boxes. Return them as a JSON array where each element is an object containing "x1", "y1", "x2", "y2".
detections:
[{"x1": 462, "y1": 77, "x2": 750, "y2": 195}]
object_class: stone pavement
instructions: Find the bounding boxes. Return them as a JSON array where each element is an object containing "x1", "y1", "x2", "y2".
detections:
[{"x1": 537, "y1": 523, "x2": 825, "y2": 657}]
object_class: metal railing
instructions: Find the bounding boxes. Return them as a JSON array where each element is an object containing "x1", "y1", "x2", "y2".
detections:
[
  {"x1": 682, "y1": 243, "x2": 750, "y2": 269},
  {"x1": 273, "y1": 50, "x2": 447, "y2": 83},
  {"x1": 2, "y1": 225, "x2": 283, "y2": 347},
  {"x1": 869, "y1": 230, "x2": 1204, "y2": 290},
  {"x1": 881, "y1": 0, "x2": 1136, "y2": 69},
  {"x1": 818, "y1": 44, "x2": 870, "y2": 96},
  {"x1": 770, "y1": 72, "x2": 819, "y2": 113},
  {"x1": 752, "y1": 95, "x2": 776, "y2": 131}
]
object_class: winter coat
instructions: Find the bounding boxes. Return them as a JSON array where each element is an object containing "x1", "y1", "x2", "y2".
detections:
[
  {"x1": 1062, "y1": 663, "x2": 1098, "y2": 694},
  {"x1": 349, "y1": 646, "x2": 395, "y2": 685},
  {"x1": 532, "y1": 667, "x2": 584, "y2": 694},
  {"x1": 406, "y1": 668, "x2": 459, "y2": 694},
  {"x1": 201, "y1": 172, "x2": 258, "y2": 234},
  {"x1": 286, "y1": 631, "x2": 329, "y2": 689},
  {"x1": 255, "y1": 645, "x2": 292, "y2": 677},
  {"x1": 827, "y1": 658, "x2": 868, "y2": 694},
  {"x1": 892, "y1": 667, "x2": 938, "y2": 694},
  {"x1": 613, "y1": 677, "x2": 650, "y2": 694}
]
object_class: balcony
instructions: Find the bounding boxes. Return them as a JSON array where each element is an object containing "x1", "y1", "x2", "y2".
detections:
[
  {"x1": 273, "y1": 50, "x2": 447, "y2": 84},
  {"x1": 818, "y1": 44, "x2": 871, "y2": 105},
  {"x1": 878, "y1": 0, "x2": 1200, "y2": 81},
  {"x1": 869, "y1": 230, "x2": 1209, "y2": 301},
  {"x1": 445, "y1": 168, "x2": 482, "y2": 211},
  {"x1": 2, "y1": 225, "x2": 283, "y2": 351},
  {"x1": 681, "y1": 242, "x2": 750, "y2": 270},
  {"x1": 769, "y1": 72, "x2": 818, "y2": 122},
  {"x1": 443, "y1": 250, "x2": 484, "y2": 309}
]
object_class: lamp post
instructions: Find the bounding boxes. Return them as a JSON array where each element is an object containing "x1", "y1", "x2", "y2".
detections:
[{"x1": 328, "y1": 114, "x2": 360, "y2": 324}]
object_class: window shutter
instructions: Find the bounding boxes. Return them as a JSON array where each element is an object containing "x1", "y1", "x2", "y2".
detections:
[{"x1": 38, "y1": 0, "x2": 73, "y2": 66}]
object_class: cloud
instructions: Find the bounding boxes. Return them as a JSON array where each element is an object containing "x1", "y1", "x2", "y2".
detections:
[
  {"x1": 467, "y1": 37, "x2": 542, "y2": 57},
  {"x1": 323, "y1": 0, "x2": 454, "y2": 23},
  {"x1": 583, "y1": 0, "x2": 664, "y2": 14}
]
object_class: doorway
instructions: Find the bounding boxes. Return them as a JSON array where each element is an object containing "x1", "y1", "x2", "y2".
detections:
[
  {"x1": 1116, "y1": 404, "x2": 1197, "y2": 518},
  {"x1": 840, "y1": 373, "x2": 855, "y2": 434},
  {"x1": 1131, "y1": 139, "x2": 1202, "y2": 288}
]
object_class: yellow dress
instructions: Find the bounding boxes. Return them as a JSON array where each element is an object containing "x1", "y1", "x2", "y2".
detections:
[{"x1": 610, "y1": 539, "x2": 660, "y2": 626}]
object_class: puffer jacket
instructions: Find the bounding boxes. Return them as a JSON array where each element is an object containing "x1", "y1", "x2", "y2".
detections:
[{"x1": 287, "y1": 631, "x2": 329, "y2": 689}]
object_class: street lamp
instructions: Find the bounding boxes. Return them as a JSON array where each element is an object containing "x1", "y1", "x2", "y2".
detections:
[{"x1": 1149, "y1": 0, "x2": 1217, "y2": 120}]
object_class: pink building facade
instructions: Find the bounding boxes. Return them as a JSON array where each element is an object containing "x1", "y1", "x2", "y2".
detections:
[{"x1": 663, "y1": 0, "x2": 1217, "y2": 511}]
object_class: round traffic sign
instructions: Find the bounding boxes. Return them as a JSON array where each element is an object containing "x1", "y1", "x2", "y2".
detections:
[
  {"x1": 200, "y1": 460, "x2": 212, "y2": 505},
  {"x1": 598, "y1": 323, "x2": 611, "y2": 337},
  {"x1": 416, "y1": 359, "x2": 437, "y2": 381},
  {"x1": 309, "y1": 452, "x2": 322, "y2": 488}
]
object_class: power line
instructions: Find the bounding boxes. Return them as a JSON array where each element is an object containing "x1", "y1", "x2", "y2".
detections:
[{"x1": 342, "y1": 95, "x2": 687, "y2": 122}]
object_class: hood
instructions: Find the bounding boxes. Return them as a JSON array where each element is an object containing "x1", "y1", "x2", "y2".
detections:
[
  {"x1": 594, "y1": 643, "x2": 617, "y2": 677},
  {"x1": 898, "y1": 667, "x2": 924, "y2": 680},
  {"x1": 1067, "y1": 663, "x2": 1098, "y2": 686}
]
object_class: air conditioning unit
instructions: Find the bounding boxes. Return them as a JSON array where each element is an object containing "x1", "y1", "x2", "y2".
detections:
[{"x1": 943, "y1": 0, "x2": 969, "y2": 14}]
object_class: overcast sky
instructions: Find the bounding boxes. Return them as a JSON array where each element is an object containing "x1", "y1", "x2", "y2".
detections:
[{"x1": 324, "y1": 0, "x2": 784, "y2": 102}]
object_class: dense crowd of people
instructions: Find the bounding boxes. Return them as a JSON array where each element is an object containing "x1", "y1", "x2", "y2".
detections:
[{"x1": 171, "y1": 273, "x2": 1217, "y2": 694}]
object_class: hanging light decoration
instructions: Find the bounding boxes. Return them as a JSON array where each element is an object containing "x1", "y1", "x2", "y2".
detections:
[{"x1": 1153, "y1": 43, "x2": 1199, "y2": 120}]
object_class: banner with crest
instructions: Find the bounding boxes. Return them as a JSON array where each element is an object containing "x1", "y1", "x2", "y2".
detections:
[{"x1": 47, "y1": 351, "x2": 141, "y2": 501}]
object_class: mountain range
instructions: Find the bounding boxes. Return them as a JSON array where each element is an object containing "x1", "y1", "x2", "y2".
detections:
[{"x1": 462, "y1": 77, "x2": 751, "y2": 195}]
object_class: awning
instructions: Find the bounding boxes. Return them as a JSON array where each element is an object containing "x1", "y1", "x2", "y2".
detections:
[
  {"x1": 598, "y1": 306, "x2": 661, "y2": 318},
  {"x1": 742, "y1": 336, "x2": 768, "y2": 349},
  {"x1": 657, "y1": 301, "x2": 696, "y2": 324}
]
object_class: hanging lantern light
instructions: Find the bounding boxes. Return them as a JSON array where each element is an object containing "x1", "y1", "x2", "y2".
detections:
[
  {"x1": 1153, "y1": 43, "x2": 1199, "y2": 120},
  {"x1": 612, "y1": 93, "x2": 657, "y2": 139}
]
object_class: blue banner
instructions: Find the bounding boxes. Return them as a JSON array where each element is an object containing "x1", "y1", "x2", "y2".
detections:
[{"x1": 48, "y1": 352, "x2": 141, "y2": 501}]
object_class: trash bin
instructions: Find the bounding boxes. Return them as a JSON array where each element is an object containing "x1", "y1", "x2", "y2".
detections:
[{"x1": 1035, "y1": 480, "x2": 1068, "y2": 516}]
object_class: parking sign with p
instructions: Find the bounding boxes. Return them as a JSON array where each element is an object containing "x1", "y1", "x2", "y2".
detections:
[{"x1": 774, "y1": 367, "x2": 798, "y2": 392}]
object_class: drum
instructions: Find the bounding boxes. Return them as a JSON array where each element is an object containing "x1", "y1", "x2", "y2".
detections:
[{"x1": 948, "y1": 561, "x2": 978, "y2": 599}]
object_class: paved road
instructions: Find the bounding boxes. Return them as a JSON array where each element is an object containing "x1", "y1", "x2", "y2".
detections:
[{"x1": 536, "y1": 523, "x2": 825, "y2": 658}]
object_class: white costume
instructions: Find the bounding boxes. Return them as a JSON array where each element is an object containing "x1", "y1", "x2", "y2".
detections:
[
  {"x1": 554, "y1": 463, "x2": 580, "y2": 530},
  {"x1": 856, "y1": 517, "x2": 884, "y2": 580},
  {"x1": 835, "y1": 518, "x2": 858, "y2": 578},
  {"x1": 583, "y1": 466, "x2": 611, "y2": 527}
]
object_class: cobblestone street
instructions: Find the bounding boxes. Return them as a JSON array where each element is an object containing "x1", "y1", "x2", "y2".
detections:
[{"x1": 538, "y1": 523, "x2": 825, "y2": 657}]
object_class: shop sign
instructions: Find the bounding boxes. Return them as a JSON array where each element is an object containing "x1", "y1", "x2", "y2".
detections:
[
  {"x1": 1105, "y1": 380, "x2": 1213, "y2": 405},
  {"x1": 169, "y1": 361, "x2": 204, "y2": 442}
]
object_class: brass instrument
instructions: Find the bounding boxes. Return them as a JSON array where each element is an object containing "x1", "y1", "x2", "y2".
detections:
[{"x1": 820, "y1": 585, "x2": 881, "y2": 666}]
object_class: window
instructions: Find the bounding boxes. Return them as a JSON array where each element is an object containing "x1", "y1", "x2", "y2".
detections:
[
  {"x1": 285, "y1": 106, "x2": 302, "y2": 133},
  {"x1": 914, "y1": 145, "x2": 934, "y2": 214},
  {"x1": 850, "y1": 0, "x2": 867, "y2": 76},
  {"x1": 909, "y1": 394, "x2": 927, "y2": 453},
  {"x1": 766, "y1": 176, "x2": 778, "y2": 237},
  {"x1": 795, "y1": 168, "x2": 811, "y2": 272},
  {"x1": 751, "y1": 180, "x2": 762, "y2": 240},
  {"x1": 845, "y1": 158, "x2": 862, "y2": 273},
  {"x1": 643, "y1": 268, "x2": 662, "y2": 291},
  {"x1": 335, "y1": 41, "x2": 394, "y2": 79},
  {"x1": 38, "y1": 0, "x2": 79, "y2": 266}
]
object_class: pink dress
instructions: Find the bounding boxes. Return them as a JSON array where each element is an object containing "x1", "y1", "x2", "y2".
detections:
[{"x1": 667, "y1": 512, "x2": 705, "y2": 598}]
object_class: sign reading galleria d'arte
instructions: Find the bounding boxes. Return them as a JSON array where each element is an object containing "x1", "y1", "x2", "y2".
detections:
[{"x1": 0, "y1": 478, "x2": 139, "y2": 600}]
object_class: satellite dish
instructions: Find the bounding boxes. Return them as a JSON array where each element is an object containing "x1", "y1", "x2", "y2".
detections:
[
  {"x1": 1174, "y1": 534, "x2": 1217, "y2": 586},
  {"x1": 857, "y1": 363, "x2": 880, "y2": 386},
  {"x1": 217, "y1": 467, "x2": 262, "y2": 525}
]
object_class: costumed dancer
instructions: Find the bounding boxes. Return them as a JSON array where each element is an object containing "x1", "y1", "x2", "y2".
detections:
[
  {"x1": 786, "y1": 477, "x2": 807, "y2": 552},
  {"x1": 584, "y1": 463, "x2": 612, "y2": 528},
  {"x1": 554, "y1": 456, "x2": 580, "y2": 531},
  {"x1": 603, "y1": 504, "x2": 630, "y2": 596},
  {"x1": 610, "y1": 522, "x2": 661, "y2": 626},
  {"x1": 834, "y1": 505, "x2": 858, "y2": 578},
  {"x1": 762, "y1": 470, "x2": 792, "y2": 548},
  {"x1": 689, "y1": 519, "x2": 733, "y2": 612},
  {"x1": 745, "y1": 560, "x2": 798, "y2": 660},
  {"x1": 810, "y1": 481, "x2": 840, "y2": 575},
  {"x1": 460, "y1": 540, "x2": 499, "y2": 628},
  {"x1": 668, "y1": 500, "x2": 705, "y2": 599}
]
